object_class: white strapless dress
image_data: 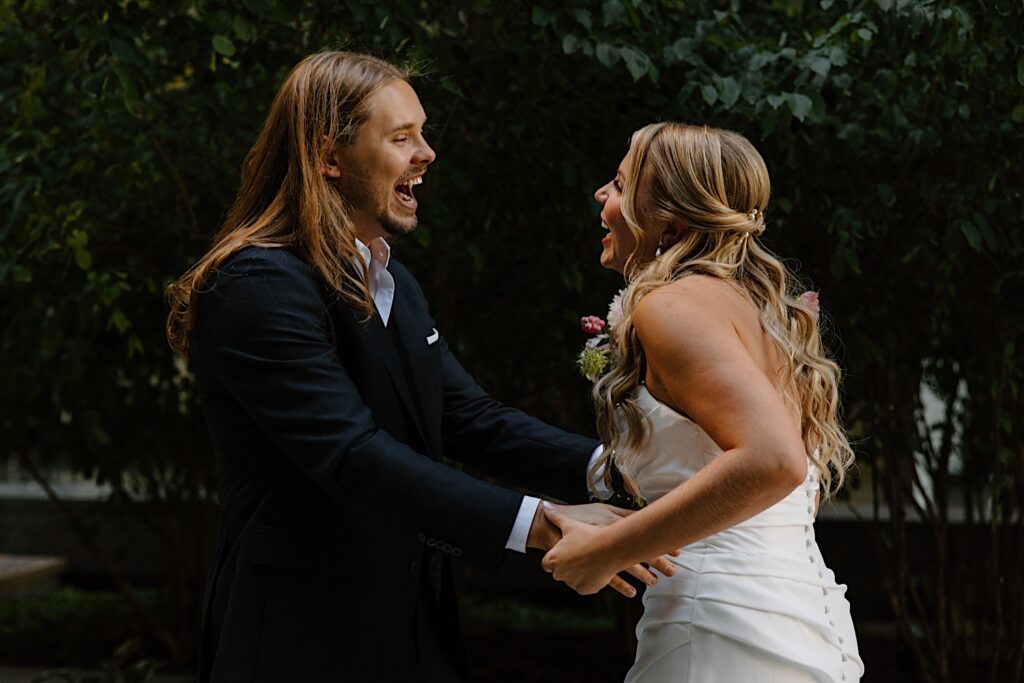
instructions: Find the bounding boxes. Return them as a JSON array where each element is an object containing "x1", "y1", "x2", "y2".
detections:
[{"x1": 624, "y1": 387, "x2": 864, "y2": 683}]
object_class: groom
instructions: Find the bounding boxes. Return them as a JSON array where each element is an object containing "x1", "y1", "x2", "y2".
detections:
[{"x1": 174, "y1": 51, "x2": 657, "y2": 682}]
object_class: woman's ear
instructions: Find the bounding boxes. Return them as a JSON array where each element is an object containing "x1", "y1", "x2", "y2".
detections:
[
  {"x1": 660, "y1": 220, "x2": 687, "y2": 250},
  {"x1": 321, "y1": 141, "x2": 342, "y2": 179}
]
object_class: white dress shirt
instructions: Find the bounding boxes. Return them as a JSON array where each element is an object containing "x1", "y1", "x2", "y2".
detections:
[
  {"x1": 355, "y1": 238, "x2": 606, "y2": 553},
  {"x1": 354, "y1": 237, "x2": 395, "y2": 326}
]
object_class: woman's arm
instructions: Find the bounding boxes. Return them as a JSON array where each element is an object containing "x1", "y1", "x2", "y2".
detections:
[{"x1": 542, "y1": 278, "x2": 808, "y2": 594}]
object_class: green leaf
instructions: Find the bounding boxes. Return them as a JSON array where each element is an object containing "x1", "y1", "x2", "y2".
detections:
[
  {"x1": 767, "y1": 94, "x2": 786, "y2": 109},
  {"x1": 12, "y1": 265, "x2": 32, "y2": 283},
  {"x1": 602, "y1": 0, "x2": 626, "y2": 27},
  {"x1": 671, "y1": 37, "x2": 695, "y2": 62},
  {"x1": 877, "y1": 183, "x2": 895, "y2": 206},
  {"x1": 439, "y1": 77, "x2": 464, "y2": 97},
  {"x1": 113, "y1": 65, "x2": 139, "y2": 101},
  {"x1": 67, "y1": 229, "x2": 88, "y2": 250},
  {"x1": 973, "y1": 211, "x2": 999, "y2": 250},
  {"x1": 701, "y1": 83, "x2": 718, "y2": 106},
  {"x1": 788, "y1": 93, "x2": 813, "y2": 121},
  {"x1": 74, "y1": 248, "x2": 92, "y2": 271},
  {"x1": 573, "y1": 9, "x2": 592, "y2": 30},
  {"x1": 109, "y1": 38, "x2": 135, "y2": 64},
  {"x1": 212, "y1": 34, "x2": 236, "y2": 57},
  {"x1": 1018, "y1": 56, "x2": 1024, "y2": 87},
  {"x1": 1012, "y1": 105, "x2": 1024, "y2": 123},
  {"x1": 717, "y1": 76, "x2": 741, "y2": 108},
  {"x1": 562, "y1": 34, "x2": 582, "y2": 55},
  {"x1": 531, "y1": 7, "x2": 554, "y2": 26},
  {"x1": 110, "y1": 309, "x2": 131, "y2": 334},
  {"x1": 959, "y1": 220, "x2": 982, "y2": 251},
  {"x1": 124, "y1": 97, "x2": 145, "y2": 118},
  {"x1": 808, "y1": 55, "x2": 831, "y2": 76},
  {"x1": 619, "y1": 47, "x2": 649, "y2": 81},
  {"x1": 233, "y1": 15, "x2": 256, "y2": 42},
  {"x1": 595, "y1": 43, "x2": 619, "y2": 67}
]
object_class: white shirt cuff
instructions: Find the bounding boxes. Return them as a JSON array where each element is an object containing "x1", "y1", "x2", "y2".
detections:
[
  {"x1": 505, "y1": 496, "x2": 541, "y2": 553},
  {"x1": 588, "y1": 444, "x2": 612, "y2": 500}
]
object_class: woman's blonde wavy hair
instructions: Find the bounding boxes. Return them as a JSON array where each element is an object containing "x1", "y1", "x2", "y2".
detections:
[
  {"x1": 590, "y1": 122, "x2": 854, "y2": 500},
  {"x1": 165, "y1": 51, "x2": 406, "y2": 356}
]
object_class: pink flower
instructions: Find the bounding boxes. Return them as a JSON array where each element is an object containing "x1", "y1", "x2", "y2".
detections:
[
  {"x1": 581, "y1": 316, "x2": 607, "y2": 335},
  {"x1": 799, "y1": 290, "x2": 820, "y2": 317}
]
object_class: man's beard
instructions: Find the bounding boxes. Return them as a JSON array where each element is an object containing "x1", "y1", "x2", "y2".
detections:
[
  {"x1": 341, "y1": 175, "x2": 417, "y2": 237},
  {"x1": 380, "y1": 210, "x2": 416, "y2": 238}
]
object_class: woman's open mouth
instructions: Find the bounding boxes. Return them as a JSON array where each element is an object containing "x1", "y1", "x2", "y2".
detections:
[{"x1": 394, "y1": 175, "x2": 423, "y2": 210}]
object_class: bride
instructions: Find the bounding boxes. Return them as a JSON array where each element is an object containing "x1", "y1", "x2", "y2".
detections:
[{"x1": 541, "y1": 122, "x2": 864, "y2": 682}]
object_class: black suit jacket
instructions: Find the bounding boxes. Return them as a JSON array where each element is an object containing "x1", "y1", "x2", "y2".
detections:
[{"x1": 189, "y1": 246, "x2": 598, "y2": 681}]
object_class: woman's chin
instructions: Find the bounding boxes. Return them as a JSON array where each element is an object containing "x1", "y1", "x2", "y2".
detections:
[{"x1": 599, "y1": 251, "x2": 624, "y2": 274}]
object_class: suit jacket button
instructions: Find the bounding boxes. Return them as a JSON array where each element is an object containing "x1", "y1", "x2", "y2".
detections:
[{"x1": 408, "y1": 561, "x2": 420, "y2": 575}]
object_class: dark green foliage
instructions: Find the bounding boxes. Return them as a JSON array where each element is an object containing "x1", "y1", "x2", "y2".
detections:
[
  {"x1": 1, "y1": 1, "x2": 1022, "y2": 679},
  {"x1": 0, "y1": 587, "x2": 162, "y2": 669}
]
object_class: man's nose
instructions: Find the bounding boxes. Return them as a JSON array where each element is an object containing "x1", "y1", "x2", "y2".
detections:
[{"x1": 415, "y1": 140, "x2": 436, "y2": 166}]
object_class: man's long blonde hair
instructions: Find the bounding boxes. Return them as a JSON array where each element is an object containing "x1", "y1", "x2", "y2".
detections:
[
  {"x1": 165, "y1": 51, "x2": 406, "y2": 356},
  {"x1": 590, "y1": 123, "x2": 854, "y2": 499}
]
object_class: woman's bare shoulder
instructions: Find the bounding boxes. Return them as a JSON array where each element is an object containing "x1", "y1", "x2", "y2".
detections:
[{"x1": 634, "y1": 275, "x2": 747, "y2": 330}]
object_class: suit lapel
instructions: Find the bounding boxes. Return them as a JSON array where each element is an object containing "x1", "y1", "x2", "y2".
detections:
[
  {"x1": 389, "y1": 273, "x2": 443, "y2": 457},
  {"x1": 359, "y1": 311, "x2": 434, "y2": 454}
]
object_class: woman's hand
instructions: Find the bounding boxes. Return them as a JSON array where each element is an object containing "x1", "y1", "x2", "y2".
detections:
[{"x1": 540, "y1": 503, "x2": 675, "y2": 597}]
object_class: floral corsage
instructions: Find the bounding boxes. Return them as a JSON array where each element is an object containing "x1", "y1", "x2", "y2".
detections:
[{"x1": 577, "y1": 289, "x2": 625, "y2": 382}]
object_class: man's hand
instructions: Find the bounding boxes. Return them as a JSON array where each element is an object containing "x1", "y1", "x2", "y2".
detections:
[
  {"x1": 555, "y1": 502, "x2": 633, "y2": 527},
  {"x1": 526, "y1": 501, "x2": 562, "y2": 551},
  {"x1": 541, "y1": 503, "x2": 677, "y2": 598},
  {"x1": 526, "y1": 502, "x2": 633, "y2": 551}
]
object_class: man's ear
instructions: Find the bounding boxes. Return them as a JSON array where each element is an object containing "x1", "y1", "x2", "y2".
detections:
[{"x1": 321, "y1": 141, "x2": 342, "y2": 179}]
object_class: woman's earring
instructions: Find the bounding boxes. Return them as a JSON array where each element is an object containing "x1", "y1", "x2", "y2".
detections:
[{"x1": 656, "y1": 235, "x2": 666, "y2": 257}]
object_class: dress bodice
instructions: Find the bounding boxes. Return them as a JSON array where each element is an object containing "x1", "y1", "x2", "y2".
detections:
[{"x1": 627, "y1": 385, "x2": 818, "y2": 528}]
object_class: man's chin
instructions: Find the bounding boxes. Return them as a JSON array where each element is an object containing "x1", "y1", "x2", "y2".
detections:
[{"x1": 381, "y1": 213, "x2": 418, "y2": 238}]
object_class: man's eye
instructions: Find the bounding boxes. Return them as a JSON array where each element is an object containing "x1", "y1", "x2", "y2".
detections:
[{"x1": 394, "y1": 136, "x2": 409, "y2": 143}]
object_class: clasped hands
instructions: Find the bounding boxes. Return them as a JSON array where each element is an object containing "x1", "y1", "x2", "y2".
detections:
[{"x1": 527, "y1": 501, "x2": 676, "y2": 598}]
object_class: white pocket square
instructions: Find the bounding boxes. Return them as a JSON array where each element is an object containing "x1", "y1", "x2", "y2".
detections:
[{"x1": 426, "y1": 328, "x2": 439, "y2": 345}]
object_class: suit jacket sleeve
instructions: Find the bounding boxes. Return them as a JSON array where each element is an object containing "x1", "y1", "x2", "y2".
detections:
[
  {"x1": 434, "y1": 341, "x2": 597, "y2": 504},
  {"x1": 189, "y1": 249, "x2": 522, "y2": 573},
  {"x1": 391, "y1": 265, "x2": 598, "y2": 504}
]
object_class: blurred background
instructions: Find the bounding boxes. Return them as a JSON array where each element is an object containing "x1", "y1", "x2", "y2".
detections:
[{"x1": 1, "y1": 1, "x2": 1022, "y2": 681}]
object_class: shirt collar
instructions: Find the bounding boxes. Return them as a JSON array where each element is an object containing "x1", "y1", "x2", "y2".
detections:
[{"x1": 355, "y1": 237, "x2": 392, "y2": 272}]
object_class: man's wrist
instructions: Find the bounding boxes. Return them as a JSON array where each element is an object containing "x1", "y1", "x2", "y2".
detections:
[{"x1": 526, "y1": 501, "x2": 559, "y2": 550}]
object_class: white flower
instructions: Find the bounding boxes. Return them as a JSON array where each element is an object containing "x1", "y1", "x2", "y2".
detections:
[{"x1": 606, "y1": 288, "x2": 626, "y2": 331}]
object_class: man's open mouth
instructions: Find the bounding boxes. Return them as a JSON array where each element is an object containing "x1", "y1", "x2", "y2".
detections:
[{"x1": 394, "y1": 175, "x2": 423, "y2": 209}]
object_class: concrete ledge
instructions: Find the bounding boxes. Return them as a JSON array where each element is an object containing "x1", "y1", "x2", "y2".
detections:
[{"x1": 0, "y1": 554, "x2": 67, "y2": 597}]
